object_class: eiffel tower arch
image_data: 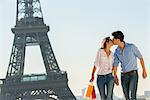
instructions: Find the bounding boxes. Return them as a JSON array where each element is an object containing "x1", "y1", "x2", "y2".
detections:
[{"x1": 0, "y1": 0, "x2": 76, "y2": 100}]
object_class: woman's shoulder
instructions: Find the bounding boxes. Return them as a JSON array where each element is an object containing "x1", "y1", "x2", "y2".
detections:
[
  {"x1": 96, "y1": 48, "x2": 105, "y2": 55},
  {"x1": 98, "y1": 48, "x2": 105, "y2": 52}
]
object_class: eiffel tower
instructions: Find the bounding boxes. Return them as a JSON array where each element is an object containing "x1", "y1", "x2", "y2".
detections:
[{"x1": 0, "y1": 0, "x2": 76, "y2": 100}]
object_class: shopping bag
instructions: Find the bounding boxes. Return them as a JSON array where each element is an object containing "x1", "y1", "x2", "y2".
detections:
[
  {"x1": 85, "y1": 82, "x2": 93, "y2": 98},
  {"x1": 92, "y1": 86, "x2": 96, "y2": 99}
]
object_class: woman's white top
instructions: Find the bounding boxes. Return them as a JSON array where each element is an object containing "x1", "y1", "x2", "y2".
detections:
[{"x1": 94, "y1": 49, "x2": 114, "y2": 75}]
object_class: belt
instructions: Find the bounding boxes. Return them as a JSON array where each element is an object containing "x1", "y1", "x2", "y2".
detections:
[
  {"x1": 121, "y1": 70, "x2": 137, "y2": 75},
  {"x1": 97, "y1": 73, "x2": 112, "y2": 77}
]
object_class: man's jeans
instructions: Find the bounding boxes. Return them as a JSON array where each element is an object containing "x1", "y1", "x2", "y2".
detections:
[
  {"x1": 121, "y1": 70, "x2": 138, "y2": 100},
  {"x1": 97, "y1": 73, "x2": 114, "y2": 100}
]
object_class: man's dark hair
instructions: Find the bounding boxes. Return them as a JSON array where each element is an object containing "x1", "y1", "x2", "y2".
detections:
[{"x1": 112, "y1": 31, "x2": 124, "y2": 42}]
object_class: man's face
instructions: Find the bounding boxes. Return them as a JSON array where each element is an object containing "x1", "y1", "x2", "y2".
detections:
[{"x1": 112, "y1": 38, "x2": 118, "y2": 45}]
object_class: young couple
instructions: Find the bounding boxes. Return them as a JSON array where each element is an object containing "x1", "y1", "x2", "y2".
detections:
[{"x1": 90, "y1": 31, "x2": 147, "y2": 100}]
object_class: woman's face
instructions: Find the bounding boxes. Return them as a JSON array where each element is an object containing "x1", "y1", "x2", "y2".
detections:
[
  {"x1": 109, "y1": 39, "x2": 113, "y2": 47},
  {"x1": 106, "y1": 39, "x2": 113, "y2": 47}
]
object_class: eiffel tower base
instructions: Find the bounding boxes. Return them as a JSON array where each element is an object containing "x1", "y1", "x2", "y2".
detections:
[{"x1": 0, "y1": 72, "x2": 76, "y2": 100}]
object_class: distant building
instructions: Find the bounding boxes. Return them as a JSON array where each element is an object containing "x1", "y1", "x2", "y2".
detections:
[
  {"x1": 81, "y1": 88, "x2": 86, "y2": 97},
  {"x1": 137, "y1": 91, "x2": 150, "y2": 100},
  {"x1": 144, "y1": 91, "x2": 150, "y2": 97}
]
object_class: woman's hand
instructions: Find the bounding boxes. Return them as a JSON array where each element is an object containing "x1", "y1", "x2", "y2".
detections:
[
  {"x1": 90, "y1": 66, "x2": 96, "y2": 82},
  {"x1": 90, "y1": 75, "x2": 94, "y2": 82}
]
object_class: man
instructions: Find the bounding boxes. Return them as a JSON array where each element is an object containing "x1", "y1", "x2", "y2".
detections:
[{"x1": 112, "y1": 31, "x2": 147, "y2": 100}]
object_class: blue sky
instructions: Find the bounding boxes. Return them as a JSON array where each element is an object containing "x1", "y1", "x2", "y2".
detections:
[{"x1": 0, "y1": 0, "x2": 150, "y2": 97}]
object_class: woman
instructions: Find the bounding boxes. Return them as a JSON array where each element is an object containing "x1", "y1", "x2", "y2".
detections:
[{"x1": 90, "y1": 37, "x2": 114, "y2": 100}]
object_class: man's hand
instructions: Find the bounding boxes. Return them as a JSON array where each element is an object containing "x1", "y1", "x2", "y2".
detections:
[
  {"x1": 140, "y1": 58, "x2": 147, "y2": 79},
  {"x1": 114, "y1": 75, "x2": 119, "y2": 85},
  {"x1": 142, "y1": 69, "x2": 147, "y2": 79}
]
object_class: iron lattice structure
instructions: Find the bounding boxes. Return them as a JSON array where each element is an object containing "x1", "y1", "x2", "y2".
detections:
[{"x1": 0, "y1": 0, "x2": 76, "y2": 100}]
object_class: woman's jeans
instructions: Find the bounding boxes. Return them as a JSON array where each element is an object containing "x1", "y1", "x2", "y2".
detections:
[
  {"x1": 121, "y1": 70, "x2": 138, "y2": 100},
  {"x1": 97, "y1": 73, "x2": 114, "y2": 100}
]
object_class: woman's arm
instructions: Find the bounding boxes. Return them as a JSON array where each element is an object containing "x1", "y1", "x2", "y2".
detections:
[
  {"x1": 113, "y1": 66, "x2": 119, "y2": 85},
  {"x1": 90, "y1": 66, "x2": 96, "y2": 82}
]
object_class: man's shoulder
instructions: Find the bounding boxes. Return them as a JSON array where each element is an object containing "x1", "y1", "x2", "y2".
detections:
[
  {"x1": 126, "y1": 43, "x2": 136, "y2": 48},
  {"x1": 114, "y1": 43, "x2": 136, "y2": 52}
]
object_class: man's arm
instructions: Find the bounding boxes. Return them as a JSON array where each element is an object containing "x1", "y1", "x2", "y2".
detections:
[
  {"x1": 132, "y1": 45, "x2": 147, "y2": 79},
  {"x1": 140, "y1": 57, "x2": 147, "y2": 79}
]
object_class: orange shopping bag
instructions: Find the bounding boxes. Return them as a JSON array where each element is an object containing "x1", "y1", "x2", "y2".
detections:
[{"x1": 85, "y1": 82, "x2": 93, "y2": 98}]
